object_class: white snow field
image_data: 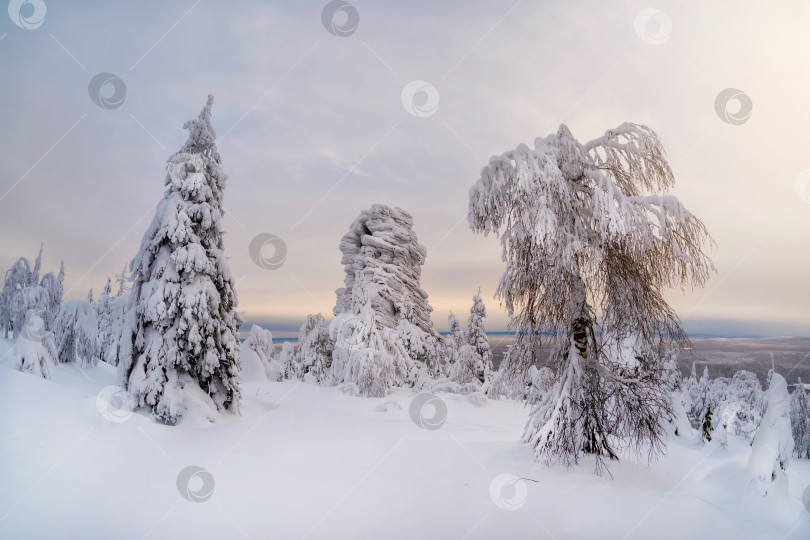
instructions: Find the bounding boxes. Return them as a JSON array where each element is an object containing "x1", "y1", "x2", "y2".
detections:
[{"x1": 1, "y1": 338, "x2": 809, "y2": 540}]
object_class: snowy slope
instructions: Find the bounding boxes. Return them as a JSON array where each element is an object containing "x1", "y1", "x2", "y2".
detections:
[{"x1": 1, "y1": 337, "x2": 808, "y2": 540}]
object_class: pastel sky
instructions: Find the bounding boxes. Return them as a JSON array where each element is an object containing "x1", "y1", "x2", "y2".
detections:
[{"x1": 1, "y1": 0, "x2": 809, "y2": 337}]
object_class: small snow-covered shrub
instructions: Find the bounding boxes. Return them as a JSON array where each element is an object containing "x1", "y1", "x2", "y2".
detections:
[
  {"x1": 9, "y1": 285, "x2": 51, "y2": 340},
  {"x1": 243, "y1": 325, "x2": 283, "y2": 382},
  {"x1": 489, "y1": 335, "x2": 534, "y2": 400},
  {"x1": 718, "y1": 370, "x2": 764, "y2": 439},
  {"x1": 526, "y1": 365, "x2": 554, "y2": 406},
  {"x1": 442, "y1": 312, "x2": 465, "y2": 378},
  {"x1": 14, "y1": 310, "x2": 57, "y2": 379}
]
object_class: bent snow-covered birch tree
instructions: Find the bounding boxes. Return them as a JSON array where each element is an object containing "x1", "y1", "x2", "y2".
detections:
[{"x1": 468, "y1": 123, "x2": 714, "y2": 472}]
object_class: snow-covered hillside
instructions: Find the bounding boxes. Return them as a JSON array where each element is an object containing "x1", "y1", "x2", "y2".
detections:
[{"x1": 1, "y1": 337, "x2": 808, "y2": 539}]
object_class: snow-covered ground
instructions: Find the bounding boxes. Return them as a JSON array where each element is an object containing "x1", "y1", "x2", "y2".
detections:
[{"x1": 1, "y1": 337, "x2": 809, "y2": 540}]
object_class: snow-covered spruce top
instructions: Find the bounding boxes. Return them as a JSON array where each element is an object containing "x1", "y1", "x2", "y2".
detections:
[
  {"x1": 334, "y1": 204, "x2": 438, "y2": 337},
  {"x1": 120, "y1": 95, "x2": 242, "y2": 425}
]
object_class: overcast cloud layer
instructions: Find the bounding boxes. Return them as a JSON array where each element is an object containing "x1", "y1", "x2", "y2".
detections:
[{"x1": 1, "y1": 0, "x2": 809, "y2": 337}]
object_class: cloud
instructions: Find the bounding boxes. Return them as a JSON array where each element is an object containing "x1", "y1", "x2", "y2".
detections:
[{"x1": 1, "y1": 0, "x2": 808, "y2": 337}]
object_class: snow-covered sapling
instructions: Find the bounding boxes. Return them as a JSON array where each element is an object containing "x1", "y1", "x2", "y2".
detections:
[
  {"x1": 719, "y1": 370, "x2": 764, "y2": 439},
  {"x1": 466, "y1": 288, "x2": 493, "y2": 385},
  {"x1": 279, "y1": 341, "x2": 297, "y2": 381},
  {"x1": 442, "y1": 312, "x2": 464, "y2": 377},
  {"x1": 14, "y1": 310, "x2": 57, "y2": 379}
]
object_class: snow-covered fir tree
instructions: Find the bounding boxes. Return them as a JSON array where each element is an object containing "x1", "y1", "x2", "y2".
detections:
[
  {"x1": 38, "y1": 261, "x2": 64, "y2": 329},
  {"x1": 29, "y1": 244, "x2": 42, "y2": 286},
  {"x1": 118, "y1": 95, "x2": 242, "y2": 425},
  {"x1": 684, "y1": 362, "x2": 698, "y2": 403},
  {"x1": 443, "y1": 290, "x2": 491, "y2": 387},
  {"x1": 428, "y1": 310, "x2": 487, "y2": 398},
  {"x1": 708, "y1": 377, "x2": 731, "y2": 428},
  {"x1": 468, "y1": 123, "x2": 714, "y2": 471},
  {"x1": 790, "y1": 378, "x2": 810, "y2": 459},
  {"x1": 0, "y1": 245, "x2": 64, "y2": 341},
  {"x1": 660, "y1": 341, "x2": 681, "y2": 391},
  {"x1": 0, "y1": 255, "x2": 34, "y2": 337},
  {"x1": 397, "y1": 293, "x2": 442, "y2": 381},
  {"x1": 279, "y1": 341, "x2": 297, "y2": 381},
  {"x1": 97, "y1": 265, "x2": 131, "y2": 368},
  {"x1": 98, "y1": 290, "x2": 129, "y2": 367},
  {"x1": 296, "y1": 314, "x2": 332, "y2": 383},
  {"x1": 54, "y1": 299, "x2": 98, "y2": 367},
  {"x1": 682, "y1": 367, "x2": 765, "y2": 444},
  {"x1": 670, "y1": 386, "x2": 698, "y2": 441},
  {"x1": 95, "y1": 278, "x2": 114, "y2": 361},
  {"x1": 449, "y1": 343, "x2": 483, "y2": 386},
  {"x1": 442, "y1": 312, "x2": 464, "y2": 377},
  {"x1": 693, "y1": 369, "x2": 733, "y2": 442},
  {"x1": 688, "y1": 365, "x2": 710, "y2": 432},
  {"x1": 719, "y1": 370, "x2": 764, "y2": 439},
  {"x1": 658, "y1": 341, "x2": 691, "y2": 438},
  {"x1": 466, "y1": 288, "x2": 493, "y2": 385},
  {"x1": 747, "y1": 372, "x2": 794, "y2": 495},
  {"x1": 14, "y1": 310, "x2": 57, "y2": 379}
]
